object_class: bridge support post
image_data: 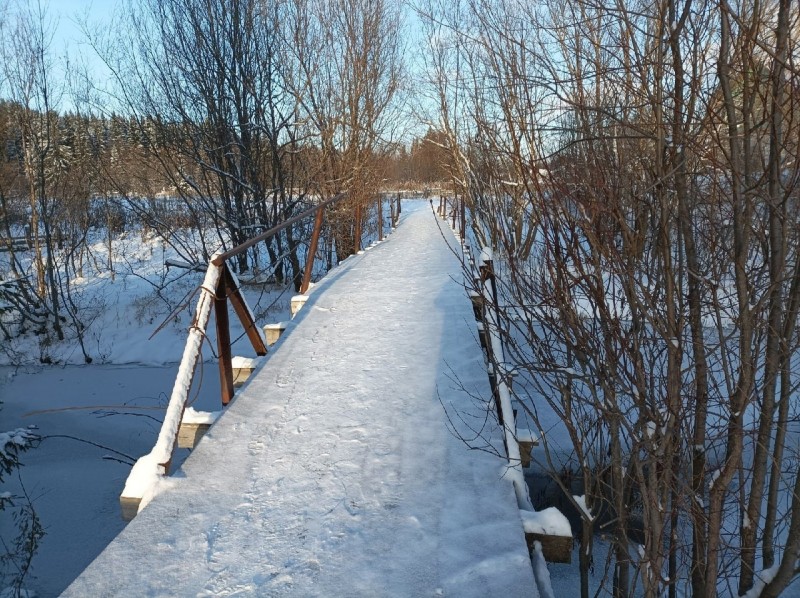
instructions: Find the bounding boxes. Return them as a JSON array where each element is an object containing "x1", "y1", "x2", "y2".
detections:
[
  {"x1": 301, "y1": 205, "x2": 326, "y2": 294},
  {"x1": 460, "y1": 195, "x2": 466, "y2": 241},
  {"x1": 377, "y1": 194, "x2": 384, "y2": 242},
  {"x1": 215, "y1": 270, "x2": 235, "y2": 406}
]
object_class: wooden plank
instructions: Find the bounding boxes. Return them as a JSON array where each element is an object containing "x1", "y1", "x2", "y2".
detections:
[
  {"x1": 233, "y1": 366, "x2": 255, "y2": 388},
  {"x1": 120, "y1": 496, "x2": 141, "y2": 522},
  {"x1": 519, "y1": 440, "x2": 535, "y2": 468},
  {"x1": 291, "y1": 295, "x2": 308, "y2": 317},
  {"x1": 526, "y1": 532, "x2": 573, "y2": 564},
  {"x1": 263, "y1": 322, "x2": 288, "y2": 346},
  {"x1": 177, "y1": 422, "x2": 212, "y2": 449}
]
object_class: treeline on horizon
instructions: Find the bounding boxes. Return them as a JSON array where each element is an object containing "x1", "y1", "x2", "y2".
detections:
[{"x1": 0, "y1": 101, "x2": 450, "y2": 229}]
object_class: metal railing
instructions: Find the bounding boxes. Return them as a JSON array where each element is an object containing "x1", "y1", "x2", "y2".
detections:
[{"x1": 437, "y1": 194, "x2": 466, "y2": 241}]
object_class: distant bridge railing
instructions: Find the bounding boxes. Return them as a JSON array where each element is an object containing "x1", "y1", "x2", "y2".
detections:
[{"x1": 434, "y1": 195, "x2": 573, "y2": 564}]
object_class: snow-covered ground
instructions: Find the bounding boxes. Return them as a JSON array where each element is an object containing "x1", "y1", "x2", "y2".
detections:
[{"x1": 0, "y1": 227, "x2": 293, "y2": 367}]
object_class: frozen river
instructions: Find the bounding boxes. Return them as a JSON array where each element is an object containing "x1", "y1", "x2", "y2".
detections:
[{"x1": 0, "y1": 363, "x2": 220, "y2": 596}]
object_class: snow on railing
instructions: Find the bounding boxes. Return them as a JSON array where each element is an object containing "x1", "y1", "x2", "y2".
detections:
[
  {"x1": 478, "y1": 247, "x2": 533, "y2": 511},
  {"x1": 463, "y1": 230, "x2": 572, "y2": 565},
  {"x1": 121, "y1": 259, "x2": 223, "y2": 519},
  {"x1": 119, "y1": 193, "x2": 357, "y2": 520}
]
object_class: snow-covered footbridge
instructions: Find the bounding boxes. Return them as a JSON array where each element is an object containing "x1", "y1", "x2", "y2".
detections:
[{"x1": 64, "y1": 200, "x2": 557, "y2": 597}]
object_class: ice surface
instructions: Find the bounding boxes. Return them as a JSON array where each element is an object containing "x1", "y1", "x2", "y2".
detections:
[
  {"x1": 0, "y1": 364, "x2": 216, "y2": 597},
  {"x1": 64, "y1": 201, "x2": 537, "y2": 597}
]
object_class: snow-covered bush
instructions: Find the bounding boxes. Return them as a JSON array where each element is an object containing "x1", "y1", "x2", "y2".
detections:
[{"x1": 0, "y1": 423, "x2": 43, "y2": 597}]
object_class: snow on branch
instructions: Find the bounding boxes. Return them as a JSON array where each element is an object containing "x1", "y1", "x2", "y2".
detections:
[{"x1": 0, "y1": 428, "x2": 38, "y2": 475}]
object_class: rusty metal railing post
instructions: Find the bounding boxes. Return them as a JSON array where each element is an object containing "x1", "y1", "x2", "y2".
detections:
[
  {"x1": 460, "y1": 195, "x2": 466, "y2": 241},
  {"x1": 300, "y1": 205, "x2": 325, "y2": 294},
  {"x1": 377, "y1": 194, "x2": 384, "y2": 242},
  {"x1": 354, "y1": 203, "x2": 362, "y2": 255},
  {"x1": 224, "y1": 266, "x2": 267, "y2": 356},
  {"x1": 215, "y1": 269, "x2": 235, "y2": 406}
]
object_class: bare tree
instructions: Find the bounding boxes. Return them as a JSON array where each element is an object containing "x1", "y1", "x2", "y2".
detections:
[
  {"x1": 288, "y1": 0, "x2": 403, "y2": 259},
  {"x1": 420, "y1": 0, "x2": 800, "y2": 595},
  {"x1": 88, "y1": 0, "x2": 312, "y2": 285},
  {"x1": 2, "y1": 0, "x2": 67, "y2": 343}
]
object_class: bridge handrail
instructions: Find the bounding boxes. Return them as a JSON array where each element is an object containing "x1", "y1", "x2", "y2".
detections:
[
  {"x1": 212, "y1": 193, "x2": 344, "y2": 269},
  {"x1": 120, "y1": 193, "x2": 350, "y2": 519},
  {"x1": 437, "y1": 197, "x2": 573, "y2": 563}
]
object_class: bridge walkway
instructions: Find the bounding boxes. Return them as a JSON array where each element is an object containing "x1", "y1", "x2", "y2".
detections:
[{"x1": 64, "y1": 200, "x2": 536, "y2": 597}]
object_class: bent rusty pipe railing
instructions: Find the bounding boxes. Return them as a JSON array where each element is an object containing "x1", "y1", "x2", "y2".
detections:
[
  {"x1": 120, "y1": 193, "x2": 347, "y2": 519},
  {"x1": 211, "y1": 193, "x2": 345, "y2": 270},
  {"x1": 211, "y1": 193, "x2": 346, "y2": 405}
]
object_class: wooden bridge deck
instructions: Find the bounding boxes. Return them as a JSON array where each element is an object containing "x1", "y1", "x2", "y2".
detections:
[{"x1": 63, "y1": 201, "x2": 536, "y2": 597}]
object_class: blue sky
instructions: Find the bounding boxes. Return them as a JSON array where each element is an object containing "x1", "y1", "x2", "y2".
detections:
[{"x1": 51, "y1": 0, "x2": 122, "y2": 51}]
